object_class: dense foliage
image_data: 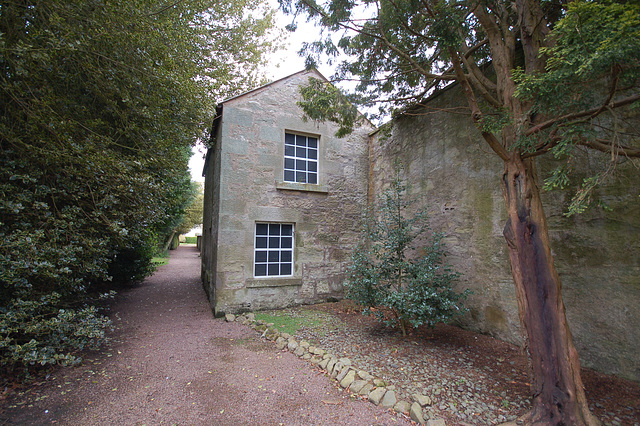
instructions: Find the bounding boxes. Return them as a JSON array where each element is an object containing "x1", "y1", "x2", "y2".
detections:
[
  {"x1": 0, "y1": 0, "x2": 276, "y2": 376},
  {"x1": 512, "y1": 0, "x2": 640, "y2": 215},
  {"x1": 346, "y1": 176, "x2": 467, "y2": 336}
]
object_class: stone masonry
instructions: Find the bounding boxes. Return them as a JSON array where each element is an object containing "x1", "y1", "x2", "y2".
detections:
[{"x1": 202, "y1": 70, "x2": 375, "y2": 316}]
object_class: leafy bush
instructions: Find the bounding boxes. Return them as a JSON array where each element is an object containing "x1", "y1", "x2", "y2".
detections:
[
  {"x1": 0, "y1": 294, "x2": 114, "y2": 374},
  {"x1": 346, "y1": 176, "x2": 469, "y2": 336}
]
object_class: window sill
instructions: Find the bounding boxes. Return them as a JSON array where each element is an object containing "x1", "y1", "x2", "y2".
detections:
[
  {"x1": 276, "y1": 181, "x2": 328, "y2": 194},
  {"x1": 247, "y1": 277, "x2": 303, "y2": 288}
]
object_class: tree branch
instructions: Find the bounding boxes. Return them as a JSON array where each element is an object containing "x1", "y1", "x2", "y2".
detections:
[
  {"x1": 386, "y1": 0, "x2": 438, "y2": 43},
  {"x1": 449, "y1": 47, "x2": 510, "y2": 161},
  {"x1": 460, "y1": 39, "x2": 496, "y2": 90},
  {"x1": 578, "y1": 138, "x2": 640, "y2": 158},
  {"x1": 459, "y1": 52, "x2": 501, "y2": 109},
  {"x1": 299, "y1": 0, "x2": 451, "y2": 82},
  {"x1": 147, "y1": 0, "x2": 184, "y2": 16},
  {"x1": 526, "y1": 94, "x2": 640, "y2": 136}
]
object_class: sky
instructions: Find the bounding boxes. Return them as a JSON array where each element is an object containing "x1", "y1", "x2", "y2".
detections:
[{"x1": 188, "y1": 5, "x2": 331, "y2": 183}]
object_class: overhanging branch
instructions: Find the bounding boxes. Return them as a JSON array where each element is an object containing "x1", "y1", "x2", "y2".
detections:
[
  {"x1": 578, "y1": 138, "x2": 640, "y2": 158},
  {"x1": 526, "y1": 94, "x2": 640, "y2": 136},
  {"x1": 449, "y1": 47, "x2": 510, "y2": 161}
]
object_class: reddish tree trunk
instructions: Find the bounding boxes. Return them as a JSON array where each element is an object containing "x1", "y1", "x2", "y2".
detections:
[{"x1": 502, "y1": 154, "x2": 600, "y2": 425}]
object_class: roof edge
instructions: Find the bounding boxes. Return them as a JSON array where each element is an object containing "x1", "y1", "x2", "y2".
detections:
[{"x1": 218, "y1": 68, "x2": 328, "y2": 105}]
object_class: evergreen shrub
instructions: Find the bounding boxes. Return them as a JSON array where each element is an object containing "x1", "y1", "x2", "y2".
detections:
[{"x1": 346, "y1": 176, "x2": 470, "y2": 336}]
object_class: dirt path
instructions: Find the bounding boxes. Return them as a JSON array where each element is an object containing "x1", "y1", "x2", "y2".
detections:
[{"x1": 2, "y1": 245, "x2": 409, "y2": 425}]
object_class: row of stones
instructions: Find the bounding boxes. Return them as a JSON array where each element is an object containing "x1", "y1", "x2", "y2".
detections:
[{"x1": 225, "y1": 312, "x2": 446, "y2": 426}]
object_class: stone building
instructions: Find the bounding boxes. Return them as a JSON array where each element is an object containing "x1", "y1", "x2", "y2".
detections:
[
  {"x1": 202, "y1": 70, "x2": 639, "y2": 382},
  {"x1": 201, "y1": 69, "x2": 374, "y2": 315}
]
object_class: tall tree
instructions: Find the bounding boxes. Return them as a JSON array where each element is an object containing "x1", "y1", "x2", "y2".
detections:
[
  {"x1": 176, "y1": 185, "x2": 204, "y2": 236},
  {"x1": 162, "y1": 182, "x2": 204, "y2": 251},
  {"x1": 281, "y1": 0, "x2": 640, "y2": 424},
  {"x1": 0, "y1": 0, "x2": 277, "y2": 373}
]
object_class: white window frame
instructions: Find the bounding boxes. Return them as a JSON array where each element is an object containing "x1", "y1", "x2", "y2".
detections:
[
  {"x1": 284, "y1": 132, "x2": 319, "y2": 185},
  {"x1": 253, "y1": 222, "x2": 294, "y2": 278}
]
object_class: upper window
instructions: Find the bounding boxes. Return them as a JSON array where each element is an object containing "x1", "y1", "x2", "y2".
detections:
[
  {"x1": 284, "y1": 133, "x2": 318, "y2": 184},
  {"x1": 254, "y1": 223, "x2": 294, "y2": 277}
]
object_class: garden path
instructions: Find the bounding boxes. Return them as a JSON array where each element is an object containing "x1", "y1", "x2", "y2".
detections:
[{"x1": 1, "y1": 245, "x2": 408, "y2": 425}]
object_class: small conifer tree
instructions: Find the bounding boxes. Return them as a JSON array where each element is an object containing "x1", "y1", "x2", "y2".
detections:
[{"x1": 346, "y1": 175, "x2": 469, "y2": 336}]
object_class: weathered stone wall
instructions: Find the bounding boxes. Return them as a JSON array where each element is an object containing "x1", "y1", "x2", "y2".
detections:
[
  {"x1": 203, "y1": 70, "x2": 374, "y2": 315},
  {"x1": 371, "y1": 85, "x2": 640, "y2": 381},
  {"x1": 201, "y1": 118, "x2": 223, "y2": 303}
]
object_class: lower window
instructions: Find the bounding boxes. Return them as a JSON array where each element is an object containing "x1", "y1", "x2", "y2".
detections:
[{"x1": 254, "y1": 223, "x2": 294, "y2": 277}]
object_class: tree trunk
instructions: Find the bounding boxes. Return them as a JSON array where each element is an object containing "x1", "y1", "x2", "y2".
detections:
[
  {"x1": 501, "y1": 154, "x2": 600, "y2": 426},
  {"x1": 163, "y1": 230, "x2": 176, "y2": 252}
]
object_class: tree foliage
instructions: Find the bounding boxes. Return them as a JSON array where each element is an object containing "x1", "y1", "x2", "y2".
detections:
[
  {"x1": 346, "y1": 175, "x2": 468, "y2": 336},
  {"x1": 0, "y1": 0, "x2": 277, "y2": 376},
  {"x1": 512, "y1": 0, "x2": 640, "y2": 215},
  {"x1": 176, "y1": 183, "x2": 204, "y2": 236},
  {"x1": 281, "y1": 0, "x2": 639, "y2": 423},
  {"x1": 289, "y1": 0, "x2": 639, "y2": 210}
]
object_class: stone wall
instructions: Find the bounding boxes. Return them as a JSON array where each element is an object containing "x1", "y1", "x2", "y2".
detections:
[
  {"x1": 201, "y1": 115, "x2": 223, "y2": 304},
  {"x1": 371, "y1": 84, "x2": 640, "y2": 381},
  {"x1": 202, "y1": 70, "x2": 374, "y2": 315}
]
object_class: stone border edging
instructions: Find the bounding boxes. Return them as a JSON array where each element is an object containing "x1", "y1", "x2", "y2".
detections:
[{"x1": 225, "y1": 312, "x2": 447, "y2": 426}]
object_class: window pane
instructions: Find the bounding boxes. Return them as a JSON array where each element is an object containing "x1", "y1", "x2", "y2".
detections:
[
  {"x1": 308, "y1": 161, "x2": 317, "y2": 172},
  {"x1": 296, "y1": 135, "x2": 307, "y2": 146},
  {"x1": 308, "y1": 173, "x2": 317, "y2": 184},
  {"x1": 296, "y1": 159, "x2": 306, "y2": 171},
  {"x1": 281, "y1": 250, "x2": 292, "y2": 262},
  {"x1": 269, "y1": 237, "x2": 280, "y2": 248},
  {"x1": 255, "y1": 237, "x2": 267, "y2": 249},
  {"x1": 281, "y1": 224, "x2": 293, "y2": 236},
  {"x1": 256, "y1": 223, "x2": 268, "y2": 235},
  {"x1": 255, "y1": 251, "x2": 267, "y2": 263},
  {"x1": 285, "y1": 133, "x2": 295, "y2": 144},
  {"x1": 255, "y1": 264, "x2": 267, "y2": 276},
  {"x1": 296, "y1": 147, "x2": 306, "y2": 158},
  {"x1": 284, "y1": 158, "x2": 295, "y2": 169},
  {"x1": 268, "y1": 251, "x2": 279, "y2": 262},
  {"x1": 285, "y1": 145, "x2": 295, "y2": 156},
  {"x1": 267, "y1": 264, "x2": 280, "y2": 276},
  {"x1": 296, "y1": 171, "x2": 306, "y2": 183},
  {"x1": 280, "y1": 264, "x2": 292, "y2": 276},
  {"x1": 268, "y1": 224, "x2": 280, "y2": 235},
  {"x1": 284, "y1": 170, "x2": 295, "y2": 181},
  {"x1": 308, "y1": 149, "x2": 317, "y2": 160},
  {"x1": 308, "y1": 137, "x2": 318, "y2": 148},
  {"x1": 281, "y1": 237, "x2": 292, "y2": 249}
]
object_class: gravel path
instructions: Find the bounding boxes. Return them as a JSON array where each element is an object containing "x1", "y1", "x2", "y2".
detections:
[{"x1": 1, "y1": 245, "x2": 410, "y2": 425}]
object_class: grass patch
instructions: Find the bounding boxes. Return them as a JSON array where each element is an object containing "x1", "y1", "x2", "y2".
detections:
[
  {"x1": 151, "y1": 257, "x2": 169, "y2": 267},
  {"x1": 182, "y1": 236, "x2": 197, "y2": 244},
  {"x1": 254, "y1": 310, "x2": 326, "y2": 336}
]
